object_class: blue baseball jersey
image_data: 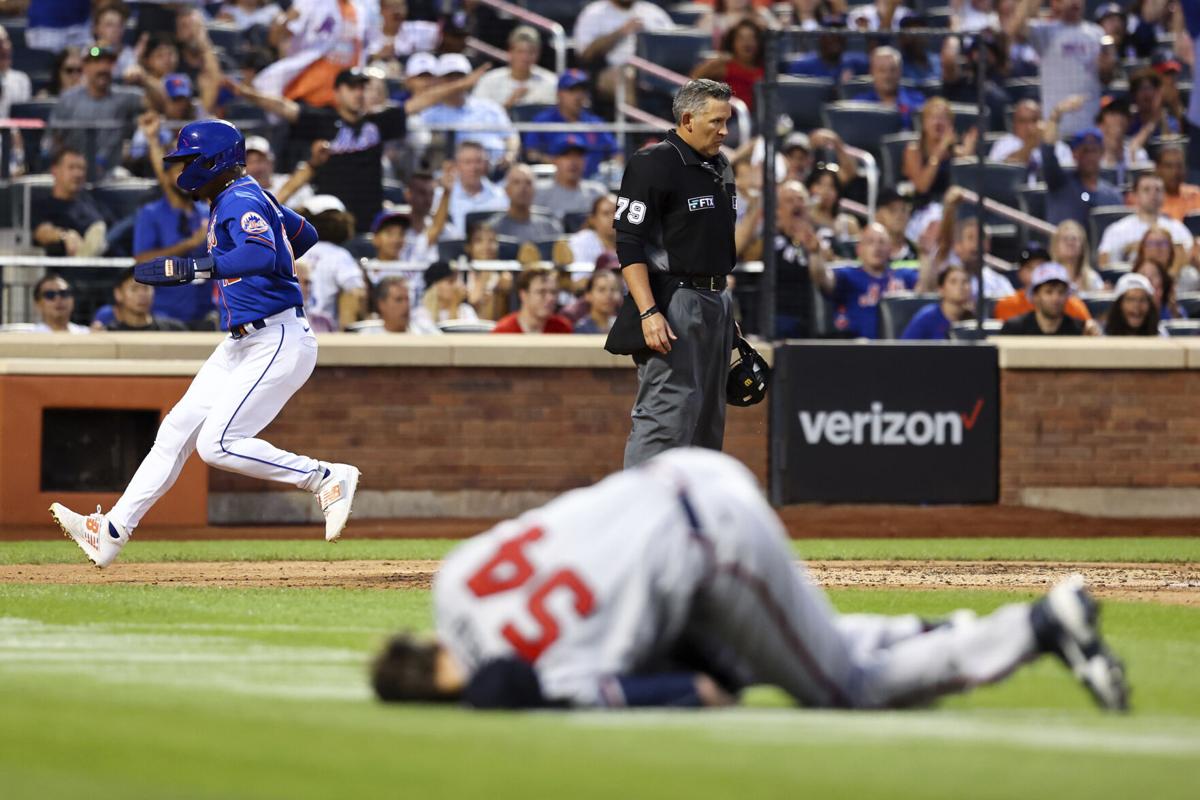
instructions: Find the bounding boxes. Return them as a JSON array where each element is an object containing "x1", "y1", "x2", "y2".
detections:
[
  {"x1": 206, "y1": 176, "x2": 309, "y2": 329},
  {"x1": 830, "y1": 266, "x2": 919, "y2": 339},
  {"x1": 900, "y1": 302, "x2": 952, "y2": 340}
]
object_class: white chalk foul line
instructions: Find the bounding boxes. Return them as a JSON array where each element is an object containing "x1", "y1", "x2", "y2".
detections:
[
  {"x1": 572, "y1": 709, "x2": 1200, "y2": 758},
  {"x1": 0, "y1": 617, "x2": 373, "y2": 701}
]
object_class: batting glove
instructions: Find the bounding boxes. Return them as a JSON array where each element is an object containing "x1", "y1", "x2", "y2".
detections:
[{"x1": 134, "y1": 255, "x2": 214, "y2": 286}]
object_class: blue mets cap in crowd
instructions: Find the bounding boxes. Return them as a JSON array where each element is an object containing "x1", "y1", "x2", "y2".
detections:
[
  {"x1": 1070, "y1": 127, "x2": 1104, "y2": 148},
  {"x1": 371, "y1": 207, "x2": 412, "y2": 234},
  {"x1": 558, "y1": 69, "x2": 589, "y2": 91},
  {"x1": 164, "y1": 73, "x2": 192, "y2": 99},
  {"x1": 550, "y1": 134, "x2": 589, "y2": 155}
]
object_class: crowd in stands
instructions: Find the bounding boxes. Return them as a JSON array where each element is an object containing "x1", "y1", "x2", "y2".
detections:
[{"x1": 1, "y1": 0, "x2": 1199, "y2": 341}]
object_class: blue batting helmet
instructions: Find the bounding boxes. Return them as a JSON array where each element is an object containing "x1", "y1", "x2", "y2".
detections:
[{"x1": 164, "y1": 119, "x2": 246, "y2": 192}]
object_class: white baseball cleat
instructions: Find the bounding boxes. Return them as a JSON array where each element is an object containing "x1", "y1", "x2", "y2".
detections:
[
  {"x1": 316, "y1": 463, "x2": 360, "y2": 542},
  {"x1": 1032, "y1": 574, "x2": 1130, "y2": 712},
  {"x1": 49, "y1": 503, "x2": 129, "y2": 569}
]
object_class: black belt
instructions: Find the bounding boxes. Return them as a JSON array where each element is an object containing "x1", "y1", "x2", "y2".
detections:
[
  {"x1": 230, "y1": 306, "x2": 305, "y2": 339},
  {"x1": 670, "y1": 274, "x2": 727, "y2": 292}
]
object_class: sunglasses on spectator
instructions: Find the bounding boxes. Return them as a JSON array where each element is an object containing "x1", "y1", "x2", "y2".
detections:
[
  {"x1": 40, "y1": 289, "x2": 73, "y2": 300},
  {"x1": 62, "y1": 65, "x2": 82, "y2": 74}
]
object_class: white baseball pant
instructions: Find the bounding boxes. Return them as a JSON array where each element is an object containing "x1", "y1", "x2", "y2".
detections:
[{"x1": 108, "y1": 310, "x2": 324, "y2": 532}]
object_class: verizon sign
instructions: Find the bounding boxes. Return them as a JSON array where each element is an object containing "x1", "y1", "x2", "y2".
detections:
[{"x1": 770, "y1": 344, "x2": 998, "y2": 504}]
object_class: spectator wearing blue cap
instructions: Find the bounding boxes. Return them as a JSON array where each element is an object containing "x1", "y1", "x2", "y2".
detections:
[
  {"x1": 414, "y1": 53, "x2": 518, "y2": 167},
  {"x1": 472, "y1": 26, "x2": 558, "y2": 110},
  {"x1": 524, "y1": 70, "x2": 619, "y2": 178},
  {"x1": 998, "y1": 262, "x2": 1094, "y2": 336},
  {"x1": 1040, "y1": 95, "x2": 1123, "y2": 229},
  {"x1": 534, "y1": 136, "x2": 609, "y2": 219},
  {"x1": 128, "y1": 74, "x2": 200, "y2": 169}
]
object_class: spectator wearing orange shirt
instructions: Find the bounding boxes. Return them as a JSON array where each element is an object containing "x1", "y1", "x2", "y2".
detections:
[
  {"x1": 992, "y1": 246, "x2": 1093, "y2": 323},
  {"x1": 1155, "y1": 143, "x2": 1200, "y2": 222},
  {"x1": 492, "y1": 270, "x2": 573, "y2": 334}
]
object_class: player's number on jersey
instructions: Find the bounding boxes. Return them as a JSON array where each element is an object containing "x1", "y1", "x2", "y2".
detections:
[
  {"x1": 614, "y1": 197, "x2": 645, "y2": 225},
  {"x1": 466, "y1": 526, "x2": 595, "y2": 663}
]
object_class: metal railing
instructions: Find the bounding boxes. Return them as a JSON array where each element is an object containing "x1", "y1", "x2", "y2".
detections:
[
  {"x1": 475, "y1": 0, "x2": 568, "y2": 75},
  {"x1": 622, "y1": 55, "x2": 753, "y2": 146}
]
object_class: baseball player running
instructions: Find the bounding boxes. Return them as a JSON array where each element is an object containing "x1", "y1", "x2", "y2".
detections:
[
  {"x1": 50, "y1": 120, "x2": 360, "y2": 568},
  {"x1": 373, "y1": 449, "x2": 1128, "y2": 711}
]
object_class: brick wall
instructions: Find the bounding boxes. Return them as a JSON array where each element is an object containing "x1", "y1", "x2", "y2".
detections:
[
  {"x1": 211, "y1": 366, "x2": 769, "y2": 494},
  {"x1": 999, "y1": 370, "x2": 1200, "y2": 504}
]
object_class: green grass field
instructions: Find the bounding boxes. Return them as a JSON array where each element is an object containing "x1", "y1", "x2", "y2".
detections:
[{"x1": 2, "y1": 538, "x2": 1197, "y2": 799}]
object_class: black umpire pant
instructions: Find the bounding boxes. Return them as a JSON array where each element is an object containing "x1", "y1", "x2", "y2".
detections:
[{"x1": 623, "y1": 286, "x2": 735, "y2": 468}]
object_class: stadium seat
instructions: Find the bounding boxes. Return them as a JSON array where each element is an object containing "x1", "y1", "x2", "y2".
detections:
[
  {"x1": 1003, "y1": 78, "x2": 1041, "y2": 105},
  {"x1": 1162, "y1": 320, "x2": 1200, "y2": 336},
  {"x1": 206, "y1": 24, "x2": 240, "y2": 56},
  {"x1": 562, "y1": 212, "x2": 588, "y2": 234},
  {"x1": 382, "y1": 180, "x2": 406, "y2": 205},
  {"x1": 529, "y1": 238, "x2": 565, "y2": 261},
  {"x1": 465, "y1": 210, "x2": 499, "y2": 232},
  {"x1": 496, "y1": 236, "x2": 520, "y2": 260},
  {"x1": 524, "y1": 0, "x2": 586, "y2": 28},
  {"x1": 821, "y1": 102, "x2": 903, "y2": 158},
  {"x1": 1016, "y1": 183, "x2": 1047, "y2": 224},
  {"x1": 924, "y1": 6, "x2": 953, "y2": 27},
  {"x1": 509, "y1": 104, "x2": 554, "y2": 123},
  {"x1": 950, "y1": 159, "x2": 1025, "y2": 210},
  {"x1": 635, "y1": 31, "x2": 710, "y2": 79},
  {"x1": 439, "y1": 318, "x2": 497, "y2": 333},
  {"x1": 7, "y1": 21, "x2": 56, "y2": 80},
  {"x1": 668, "y1": 5, "x2": 706, "y2": 26},
  {"x1": 809, "y1": 281, "x2": 838, "y2": 338},
  {"x1": 93, "y1": 180, "x2": 158, "y2": 222},
  {"x1": 344, "y1": 233, "x2": 376, "y2": 260},
  {"x1": 946, "y1": 103, "x2": 989, "y2": 137},
  {"x1": 1080, "y1": 292, "x2": 1114, "y2": 321},
  {"x1": 878, "y1": 292, "x2": 940, "y2": 339},
  {"x1": 1100, "y1": 265, "x2": 1130, "y2": 286},
  {"x1": 775, "y1": 77, "x2": 836, "y2": 134},
  {"x1": 950, "y1": 319, "x2": 1004, "y2": 339},
  {"x1": 438, "y1": 238, "x2": 466, "y2": 261},
  {"x1": 1175, "y1": 292, "x2": 1200, "y2": 318},
  {"x1": 9, "y1": 174, "x2": 54, "y2": 248},
  {"x1": 879, "y1": 132, "x2": 917, "y2": 189},
  {"x1": 1184, "y1": 213, "x2": 1200, "y2": 239},
  {"x1": 223, "y1": 101, "x2": 268, "y2": 123},
  {"x1": 1089, "y1": 206, "x2": 1133, "y2": 251}
]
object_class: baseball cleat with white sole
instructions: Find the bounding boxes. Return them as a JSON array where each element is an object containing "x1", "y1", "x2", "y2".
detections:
[
  {"x1": 317, "y1": 463, "x2": 360, "y2": 542},
  {"x1": 49, "y1": 503, "x2": 129, "y2": 569},
  {"x1": 1032, "y1": 574, "x2": 1130, "y2": 712}
]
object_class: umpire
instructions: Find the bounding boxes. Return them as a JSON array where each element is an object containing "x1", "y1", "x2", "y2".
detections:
[{"x1": 607, "y1": 79, "x2": 737, "y2": 468}]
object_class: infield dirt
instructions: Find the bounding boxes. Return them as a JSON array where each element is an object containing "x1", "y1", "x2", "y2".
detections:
[{"x1": 2, "y1": 559, "x2": 1197, "y2": 604}]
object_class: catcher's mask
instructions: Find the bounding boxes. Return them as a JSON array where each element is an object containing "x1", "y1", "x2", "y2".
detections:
[{"x1": 726, "y1": 335, "x2": 770, "y2": 407}]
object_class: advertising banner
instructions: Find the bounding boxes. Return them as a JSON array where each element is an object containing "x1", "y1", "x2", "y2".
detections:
[{"x1": 770, "y1": 343, "x2": 998, "y2": 504}]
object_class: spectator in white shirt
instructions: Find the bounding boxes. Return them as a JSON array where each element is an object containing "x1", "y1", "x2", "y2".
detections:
[
  {"x1": 218, "y1": 1, "x2": 285, "y2": 33},
  {"x1": 988, "y1": 99, "x2": 1074, "y2": 184},
  {"x1": 953, "y1": 0, "x2": 999, "y2": 32},
  {"x1": 472, "y1": 26, "x2": 558, "y2": 110},
  {"x1": 30, "y1": 275, "x2": 89, "y2": 334},
  {"x1": 1097, "y1": 173, "x2": 1193, "y2": 267},
  {"x1": 415, "y1": 53, "x2": 517, "y2": 166},
  {"x1": 443, "y1": 140, "x2": 508, "y2": 234},
  {"x1": 567, "y1": 194, "x2": 618, "y2": 269},
  {"x1": 0, "y1": 24, "x2": 32, "y2": 118},
  {"x1": 575, "y1": 0, "x2": 674, "y2": 101},
  {"x1": 372, "y1": 0, "x2": 440, "y2": 59},
  {"x1": 300, "y1": 195, "x2": 367, "y2": 328}
]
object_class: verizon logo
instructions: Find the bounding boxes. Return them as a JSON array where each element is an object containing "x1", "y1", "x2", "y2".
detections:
[{"x1": 799, "y1": 400, "x2": 984, "y2": 447}]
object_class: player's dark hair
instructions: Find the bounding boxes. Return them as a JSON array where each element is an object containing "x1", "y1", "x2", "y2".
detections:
[
  {"x1": 371, "y1": 635, "x2": 458, "y2": 704},
  {"x1": 33, "y1": 273, "x2": 71, "y2": 299}
]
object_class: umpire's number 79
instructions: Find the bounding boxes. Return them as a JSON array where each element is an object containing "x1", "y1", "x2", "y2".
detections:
[{"x1": 615, "y1": 197, "x2": 646, "y2": 225}]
